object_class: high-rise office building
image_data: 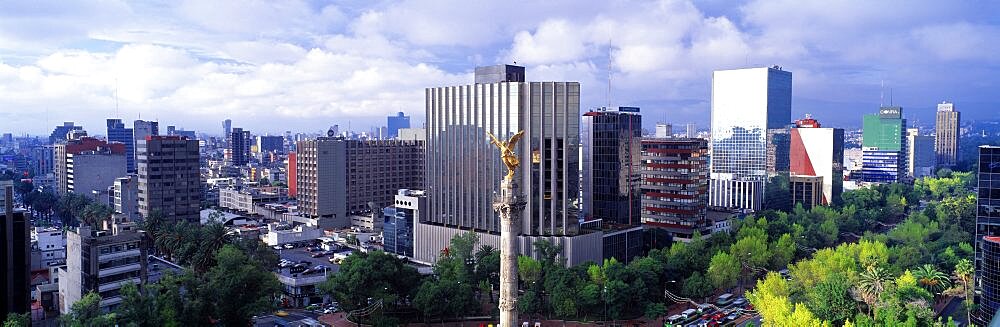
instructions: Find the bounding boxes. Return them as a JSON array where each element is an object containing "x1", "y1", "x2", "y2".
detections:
[
  {"x1": 685, "y1": 123, "x2": 697, "y2": 138},
  {"x1": 295, "y1": 138, "x2": 423, "y2": 228},
  {"x1": 58, "y1": 224, "x2": 146, "y2": 314},
  {"x1": 133, "y1": 120, "x2": 159, "y2": 172},
  {"x1": 935, "y1": 102, "x2": 960, "y2": 168},
  {"x1": 861, "y1": 106, "x2": 907, "y2": 184},
  {"x1": 906, "y1": 128, "x2": 936, "y2": 178},
  {"x1": 137, "y1": 136, "x2": 201, "y2": 223},
  {"x1": 387, "y1": 112, "x2": 411, "y2": 139},
  {"x1": 256, "y1": 135, "x2": 284, "y2": 154},
  {"x1": 223, "y1": 119, "x2": 232, "y2": 138},
  {"x1": 1, "y1": 185, "x2": 30, "y2": 318},
  {"x1": 655, "y1": 123, "x2": 672, "y2": 138},
  {"x1": 229, "y1": 128, "x2": 252, "y2": 166},
  {"x1": 31, "y1": 145, "x2": 55, "y2": 176},
  {"x1": 49, "y1": 122, "x2": 83, "y2": 144},
  {"x1": 54, "y1": 138, "x2": 127, "y2": 196},
  {"x1": 418, "y1": 64, "x2": 602, "y2": 266},
  {"x1": 581, "y1": 107, "x2": 642, "y2": 225},
  {"x1": 709, "y1": 66, "x2": 792, "y2": 211},
  {"x1": 114, "y1": 175, "x2": 140, "y2": 222},
  {"x1": 789, "y1": 115, "x2": 844, "y2": 206},
  {"x1": 640, "y1": 138, "x2": 709, "y2": 241},
  {"x1": 974, "y1": 145, "x2": 1000, "y2": 326},
  {"x1": 107, "y1": 119, "x2": 135, "y2": 173}
]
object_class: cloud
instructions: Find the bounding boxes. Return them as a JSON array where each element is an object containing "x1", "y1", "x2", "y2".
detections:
[{"x1": 0, "y1": 0, "x2": 998, "y2": 135}]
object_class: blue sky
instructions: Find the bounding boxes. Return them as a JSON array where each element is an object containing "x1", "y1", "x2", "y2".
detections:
[{"x1": 0, "y1": 0, "x2": 997, "y2": 136}]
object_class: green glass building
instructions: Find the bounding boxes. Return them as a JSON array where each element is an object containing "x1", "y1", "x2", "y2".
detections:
[{"x1": 861, "y1": 106, "x2": 907, "y2": 183}]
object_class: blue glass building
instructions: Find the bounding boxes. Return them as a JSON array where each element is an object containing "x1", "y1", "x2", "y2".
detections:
[
  {"x1": 387, "y1": 112, "x2": 410, "y2": 139},
  {"x1": 974, "y1": 145, "x2": 1000, "y2": 326},
  {"x1": 382, "y1": 189, "x2": 424, "y2": 258},
  {"x1": 106, "y1": 119, "x2": 135, "y2": 173}
]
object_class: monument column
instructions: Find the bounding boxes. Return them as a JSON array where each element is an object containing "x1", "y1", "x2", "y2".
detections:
[{"x1": 494, "y1": 179, "x2": 524, "y2": 326}]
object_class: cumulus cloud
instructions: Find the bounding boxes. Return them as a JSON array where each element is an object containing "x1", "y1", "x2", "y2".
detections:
[{"x1": 0, "y1": 0, "x2": 997, "y2": 134}]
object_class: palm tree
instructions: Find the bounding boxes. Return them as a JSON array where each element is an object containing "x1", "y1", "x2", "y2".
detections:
[
  {"x1": 856, "y1": 265, "x2": 892, "y2": 316},
  {"x1": 913, "y1": 264, "x2": 952, "y2": 296},
  {"x1": 948, "y1": 259, "x2": 974, "y2": 324},
  {"x1": 192, "y1": 223, "x2": 233, "y2": 272}
]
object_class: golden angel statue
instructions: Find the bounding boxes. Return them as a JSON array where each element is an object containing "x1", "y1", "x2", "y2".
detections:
[{"x1": 486, "y1": 130, "x2": 525, "y2": 181}]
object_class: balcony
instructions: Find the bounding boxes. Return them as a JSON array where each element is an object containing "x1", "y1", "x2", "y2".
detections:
[
  {"x1": 98, "y1": 277, "x2": 141, "y2": 292},
  {"x1": 98, "y1": 249, "x2": 141, "y2": 262},
  {"x1": 99, "y1": 263, "x2": 141, "y2": 276}
]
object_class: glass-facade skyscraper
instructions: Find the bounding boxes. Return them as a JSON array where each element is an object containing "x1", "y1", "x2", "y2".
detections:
[
  {"x1": 935, "y1": 102, "x2": 960, "y2": 167},
  {"x1": 387, "y1": 112, "x2": 411, "y2": 139},
  {"x1": 861, "y1": 106, "x2": 907, "y2": 184},
  {"x1": 581, "y1": 107, "x2": 641, "y2": 226},
  {"x1": 709, "y1": 66, "x2": 792, "y2": 211},
  {"x1": 106, "y1": 119, "x2": 135, "y2": 173},
  {"x1": 974, "y1": 145, "x2": 1000, "y2": 326}
]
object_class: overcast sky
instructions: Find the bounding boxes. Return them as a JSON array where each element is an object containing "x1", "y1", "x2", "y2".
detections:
[{"x1": 1, "y1": 0, "x2": 997, "y2": 136}]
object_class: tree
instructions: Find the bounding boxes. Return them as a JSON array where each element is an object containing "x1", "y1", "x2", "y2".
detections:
[
  {"x1": 63, "y1": 292, "x2": 117, "y2": 327},
  {"x1": 947, "y1": 259, "x2": 974, "y2": 324},
  {"x1": 806, "y1": 274, "x2": 857, "y2": 325},
  {"x1": 644, "y1": 302, "x2": 667, "y2": 319},
  {"x1": 681, "y1": 271, "x2": 712, "y2": 300},
  {"x1": 320, "y1": 250, "x2": 421, "y2": 312},
  {"x1": 770, "y1": 233, "x2": 796, "y2": 269},
  {"x1": 205, "y1": 245, "x2": 281, "y2": 326},
  {"x1": 855, "y1": 265, "x2": 892, "y2": 316},
  {"x1": 707, "y1": 251, "x2": 739, "y2": 290},
  {"x1": 912, "y1": 264, "x2": 951, "y2": 295},
  {"x1": 116, "y1": 283, "x2": 160, "y2": 327},
  {"x1": 192, "y1": 222, "x2": 233, "y2": 272},
  {"x1": 2, "y1": 313, "x2": 29, "y2": 327}
]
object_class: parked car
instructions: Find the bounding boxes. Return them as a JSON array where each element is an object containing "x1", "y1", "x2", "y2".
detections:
[
  {"x1": 716, "y1": 293, "x2": 734, "y2": 306},
  {"x1": 666, "y1": 315, "x2": 684, "y2": 324},
  {"x1": 310, "y1": 252, "x2": 326, "y2": 258},
  {"x1": 732, "y1": 298, "x2": 747, "y2": 307},
  {"x1": 680, "y1": 308, "x2": 698, "y2": 321},
  {"x1": 725, "y1": 312, "x2": 740, "y2": 321},
  {"x1": 272, "y1": 245, "x2": 282, "y2": 250}
]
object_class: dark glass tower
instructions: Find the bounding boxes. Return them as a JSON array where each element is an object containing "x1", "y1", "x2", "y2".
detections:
[
  {"x1": 581, "y1": 107, "x2": 641, "y2": 226},
  {"x1": 974, "y1": 145, "x2": 1000, "y2": 326},
  {"x1": 387, "y1": 112, "x2": 411, "y2": 139}
]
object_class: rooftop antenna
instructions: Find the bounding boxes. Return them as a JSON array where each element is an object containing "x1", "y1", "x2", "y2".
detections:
[
  {"x1": 889, "y1": 88, "x2": 893, "y2": 106},
  {"x1": 607, "y1": 34, "x2": 613, "y2": 109},
  {"x1": 114, "y1": 78, "x2": 120, "y2": 116},
  {"x1": 880, "y1": 79, "x2": 884, "y2": 107}
]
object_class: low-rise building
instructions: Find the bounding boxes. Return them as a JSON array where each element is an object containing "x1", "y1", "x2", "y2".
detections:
[
  {"x1": 32, "y1": 227, "x2": 66, "y2": 269},
  {"x1": 58, "y1": 223, "x2": 146, "y2": 313},
  {"x1": 219, "y1": 186, "x2": 287, "y2": 214},
  {"x1": 263, "y1": 223, "x2": 323, "y2": 246},
  {"x1": 382, "y1": 189, "x2": 425, "y2": 258}
]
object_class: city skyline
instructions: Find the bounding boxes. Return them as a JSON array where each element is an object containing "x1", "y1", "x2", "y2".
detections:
[{"x1": 1, "y1": 0, "x2": 999, "y2": 134}]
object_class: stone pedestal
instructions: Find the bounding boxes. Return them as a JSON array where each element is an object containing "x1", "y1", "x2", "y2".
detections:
[{"x1": 493, "y1": 179, "x2": 525, "y2": 327}]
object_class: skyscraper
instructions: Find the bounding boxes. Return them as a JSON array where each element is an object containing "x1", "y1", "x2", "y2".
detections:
[
  {"x1": 137, "y1": 136, "x2": 201, "y2": 223},
  {"x1": 709, "y1": 66, "x2": 792, "y2": 211},
  {"x1": 685, "y1": 123, "x2": 697, "y2": 138},
  {"x1": 973, "y1": 145, "x2": 1000, "y2": 326},
  {"x1": 934, "y1": 102, "x2": 960, "y2": 168},
  {"x1": 256, "y1": 135, "x2": 284, "y2": 154},
  {"x1": 418, "y1": 64, "x2": 601, "y2": 266},
  {"x1": 581, "y1": 107, "x2": 642, "y2": 225},
  {"x1": 640, "y1": 138, "x2": 709, "y2": 242},
  {"x1": 861, "y1": 106, "x2": 907, "y2": 184},
  {"x1": 1, "y1": 185, "x2": 30, "y2": 318},
  {"x1": 48, "y1": 122, "x2": 83, "y2": 144},
  {"x1": 133, "y1": 120, "x2": 159, "y2": 172},
  {"x1": 107, "y1": 119, "x2": 135, "y2": 173},
  {"x1": 906, "y1": 128, "x2": 936, "y2": 178},
  {"x1": 229, "y1": 128, "x2": 252, "y2": 166},
  {"x1": 789, "y1": 115, "x2": 844, "y2": 206},
  {"x1": 223, "y1": 119, "x2": 232, "y2": 138},
  {"x1": 387, "y1": 112, "x2": 411, "y2": 139}
]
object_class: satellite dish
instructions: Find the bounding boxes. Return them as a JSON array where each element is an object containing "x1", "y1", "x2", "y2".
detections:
[{"x1": 327, "y1": 128, "x2": 336, "y2": 137}]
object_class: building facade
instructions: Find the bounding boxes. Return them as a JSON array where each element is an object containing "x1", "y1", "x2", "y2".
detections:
[
  {"x1": 1, "y1": 185, "x2": 30, "y2": 318},
  {"x1": 387, "y1": 112, "x2": 411, "y2": 139},
  {"x1": 935, "y1": 102, "x2": 960, "y2": 167},
  {"x1": 581, "y1": 107, "x2": 642, "y2": 225},
  {"x1": 67, "y1": 151, "x2": 127, "y2": 199},
  {"x1": 286, "y1": 152, "x2": 297, "y2": 198},
  {"x1": 861, "y1": 106, "x2": 907, "y2": 184},
  {"x1": 230, "y1": 128, "x2": 252, "y2": 166},
  {"x1": 219, "y1": 187, "x2": 287, "y2": 214},
  {"x1": 256, "y1": 135, "x2": 284, "y2": 154},
  {"x1": 709, "y1": 66, "x2": 792, "y2": 211},
  {"x1": 49, "y1": 122, "x2": 83, "y2": 144},
  {"x1": 383, "y1": 189, "x2": 425, "y2": 258},
  {"x1": 906, "y1": 128, "x2": 936, "y2": 178},
  {"x1": 54, "y1": 137, "x2": 127, "y2": 196},
  {"x1": 974, "y1": 145, "x2": 1000, "y2": 326},
  {"x1": 113, "y1": 175, "x2": 140, "y2": 222},
  {"x1": 790, "y1": 175, "x2": 823, "y2": 210},
  {"x1": 295, "y1": 138, "x2": 423, "y2": 228},
  {"x1": 31, "y1": 145, "x2": 55, "y2": 176},
  {"x1": 107, "y1": 119, "x2": 135, "y2": 173},
  {"x1": 137, "y1": 136, "x2": 201, "y2": 223},
  {"x1": 58, "y1": 224, "x2": 146, "y2": 313},
  {"x1": 640, "y1": 138, "x2": 710, "y2": 241},
  {"x1": 790, "y1": 116, "x2": 845, "y2": 205},
  {"x1": 420, "y1": 64, "x2": 599, "y2": 265}
]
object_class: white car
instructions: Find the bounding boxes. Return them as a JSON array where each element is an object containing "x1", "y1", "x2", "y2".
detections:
[{"x1": 283, "y1": 244, "x2": 294, "y2": 249}]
